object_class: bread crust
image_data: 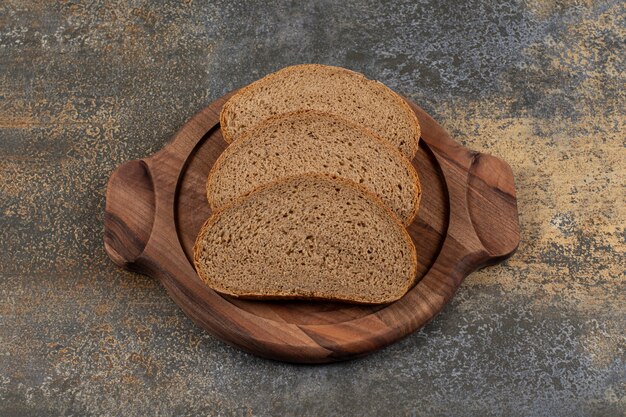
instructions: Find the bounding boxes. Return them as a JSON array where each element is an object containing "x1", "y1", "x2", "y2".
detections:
[
  {"x1": 219, "y1": 64, "x2": 421, "y2": 159},
  {"x1": 208, "y1": 109, "x2": 421, "y2": 226},
  {"x1": 194, "y1": 173, "x2": 419, "y2": 304}
]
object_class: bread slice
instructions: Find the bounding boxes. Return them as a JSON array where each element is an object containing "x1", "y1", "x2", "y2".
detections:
[
  {"x1": 194, "y1": 175, "x2": 417, "y2": 304},
  {"x1": 220, "y1": 64, "x2": 420, "y2": 159},
  {"x1": 207, "y1": 110, "x2": 421, "y2": 225}
]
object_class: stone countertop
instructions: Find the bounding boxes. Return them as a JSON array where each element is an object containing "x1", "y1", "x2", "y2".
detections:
[{"x1": 1, "y1": 1, "x2": 624, "y2": 416}]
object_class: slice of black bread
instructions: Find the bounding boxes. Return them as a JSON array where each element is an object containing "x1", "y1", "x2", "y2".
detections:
[
  {"x1": 220, "y1": 64, "x2": 421, "y2": 159},
  {"x1": 194, "y1": 175, "x2": 417, "y2": 304},
  {"x1": 207, "y1": 110, "x2": 421, "y2": 225}
]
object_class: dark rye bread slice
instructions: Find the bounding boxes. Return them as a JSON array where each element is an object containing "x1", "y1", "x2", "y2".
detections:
[
  {"x1": 207, "y1": 110, "x2": 421, "y2": 225},
  {"x1": 194, "y1": 175, "x2": 417, "y2": 304},
  {"x1": 220, "y1": 64, "x2": 421, "y2": 159}
]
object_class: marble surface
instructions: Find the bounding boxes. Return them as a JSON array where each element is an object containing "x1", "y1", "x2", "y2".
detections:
[{"x1": 1, "y1": 1, "x2": 624, "y2": 416}]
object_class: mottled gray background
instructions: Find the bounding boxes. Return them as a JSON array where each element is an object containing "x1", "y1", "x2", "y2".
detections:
[{"x1": 1, "y1": 0, "x2": 625, "y2": 416}]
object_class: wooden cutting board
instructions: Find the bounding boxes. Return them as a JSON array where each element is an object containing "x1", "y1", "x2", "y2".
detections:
[{"x1": 104, "y1": 92, "x2": 520, "y2": 363}]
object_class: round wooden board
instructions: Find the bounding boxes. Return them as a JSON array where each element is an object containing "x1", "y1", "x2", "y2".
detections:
[{"x1": 104, "y1": 92, "x2": 520, "y2": 363}]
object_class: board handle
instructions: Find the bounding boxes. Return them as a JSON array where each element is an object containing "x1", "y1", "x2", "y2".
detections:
[
  {"x1": 466, "y1": 152, "x2": 520, "y2": 266},
  {"x1": 104, "y1": 159, "x2": 155, "y2": 273}
]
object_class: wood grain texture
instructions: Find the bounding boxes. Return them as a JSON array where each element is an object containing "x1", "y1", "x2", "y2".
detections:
[{"x1": 104, "y1": 92, "x2": 520, "y2": 363}]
